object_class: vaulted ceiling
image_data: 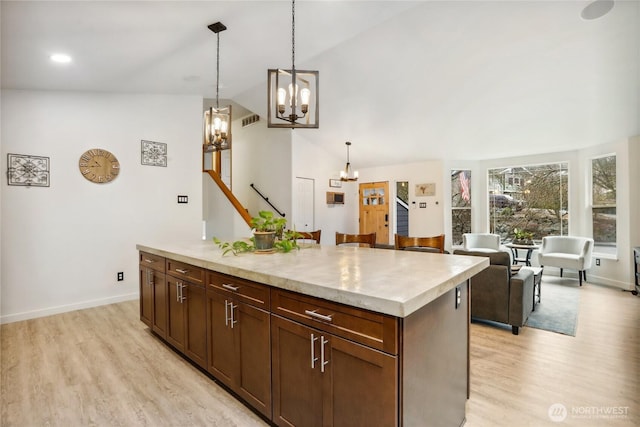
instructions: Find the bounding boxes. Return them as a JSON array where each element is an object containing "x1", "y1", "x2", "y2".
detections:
[{"x1": 2, "y1": 1, "x2": 639, "y2": 167}]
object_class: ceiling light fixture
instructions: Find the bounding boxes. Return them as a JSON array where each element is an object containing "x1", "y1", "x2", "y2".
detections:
[
  {"x1": 203, "y1": 21, "x2": 231, "y2": 152},
  {"x1": 50, "y1": 53, "x2": 71, "y2": 64},
  {"x1": 340, "y1": 142, "x2": 358, "y2": 182},
  {"x1": 581, "y1": 0, "x2": 615, "y2": 20},
  {"x1": 267, "y1": 0, "x2": 319, "y2": 128}
]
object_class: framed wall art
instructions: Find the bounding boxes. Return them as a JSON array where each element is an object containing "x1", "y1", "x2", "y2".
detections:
[
  {"x1": 415, "y1": 183, "x2": 436, "y2": 197},
  {"x1": 329, "y1": 179, "x2": 342, "y2": 188},
  {"x1": 141, "y1": 140, "x2": 167, "y2": 167},
  {"x1": 7, "y1": 153, "x2": 50, "y2": 187}
]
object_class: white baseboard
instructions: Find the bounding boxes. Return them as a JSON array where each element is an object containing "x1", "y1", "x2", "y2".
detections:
[
  {"x1": 0, "y1": 292, "x2": 139, "y2": 324},
  {"x1": 541, "y1": 268, "x2": 633, "y2": 290}
]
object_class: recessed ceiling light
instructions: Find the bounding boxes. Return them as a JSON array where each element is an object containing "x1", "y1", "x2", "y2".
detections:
[
  {"x1": 50, "y1": 53, "x2": 72, "y2": 64},
  {"x1": 581, "y1": 0, "x2": 615, "y2": 20}
]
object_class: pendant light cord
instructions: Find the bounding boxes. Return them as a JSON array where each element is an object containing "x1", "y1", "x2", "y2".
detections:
[{"x1": 216, "y1": 31, "x2": 220, "y2": 109}]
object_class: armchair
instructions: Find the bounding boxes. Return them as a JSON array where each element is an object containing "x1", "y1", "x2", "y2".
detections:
[
  {"x1": 462, "y1": 233, "x2": 501, "y2": 252},
  {"x1": 454, "y1": 249, "x2": 534, "y2": 335},
  {"x1": 537, "y1": 236, "x2": 594, "y2": 286}
]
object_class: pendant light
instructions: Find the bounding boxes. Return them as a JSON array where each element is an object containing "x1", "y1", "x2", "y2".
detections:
[
  {"x1": 267, "y1": 0, "x2": 319, "y2": 128},
  {"x1": 203, "y1": 21, "x2": 231, "y2": 151},
  {"x1": 340, "y1": 142, "x2": 358, "y2": 182}
]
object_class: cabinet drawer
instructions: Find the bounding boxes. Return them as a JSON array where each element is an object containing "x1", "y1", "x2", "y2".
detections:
[
  {"x1": 271, "y1": 289, "x2": 398, "y2": 355},
  {"x1": 139, "y1": 252, "x2": 165, "y2": 273},
  {"x1": 207, "y1": 271, "x2": 270, "y2": 310},
  {"x1": 166, "y1": 259, "x2": 204, "y2": 286}
]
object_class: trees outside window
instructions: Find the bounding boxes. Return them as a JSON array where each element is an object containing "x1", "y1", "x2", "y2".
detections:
[
  {"x1": 488, "y1": 163, "x2": 568, "y2": 242},
  {"x1": 451, "y1": 170, "x2": 471, "y2": 245},
  {"x1": 591, "y1": 155, "x2": 616, "y2": 254}
]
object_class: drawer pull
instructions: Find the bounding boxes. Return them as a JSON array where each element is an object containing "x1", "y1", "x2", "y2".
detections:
[
  {"x1": 310, "y1": 334, "x2": 319, "y2": 369},
  {"x1": 320, "y1": 336, "x2": 329, "y2": 373},
  {"x1": 175, "y1": 268, "x2": 189, "y2": 274},
  {"x1": 305, "y1": 309, "x2": 333, "y2": 323},
  {"x1": 144, "y1": 258, "x2": 155, "y2": 263},
  {"x1": 222, "y1": 283, "x2": 240, "y2": 292}
]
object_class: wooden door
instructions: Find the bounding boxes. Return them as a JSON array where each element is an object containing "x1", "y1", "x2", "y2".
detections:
[
  {"x1": 139, "y1": 266, "x2": 153, "y2": 328},
  {"x1": 152, "y1": 271, "x2": 167, "y2": 339},
  {"x1": 166, "y1": 276, "x2": 185, "y2": 351},
  {"x1": 236, "y1": 302, "x2": 272, "y2": 418},
  {"x1": 184, "y1": 283, "x2": 207, "y2": 369},
  {"x1": 327, "y1": 334, "x2": 398, "y2": 427},
  {"x1": 207, "y1": 289, "x2": 236, "y2": 388},
  {"x1": 359, "y1": 181, "x2": 390, "y2": 245},
  {"x1": 271, "y1": 315, "x2": 323, "y2": 427},
  {"x1": 293, "y1": 177, "x2": 315, "y2": 232}
]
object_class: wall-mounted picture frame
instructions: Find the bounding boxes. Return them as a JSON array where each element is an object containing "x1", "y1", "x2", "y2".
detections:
[
  {"x1": 141, "y1": 140, "x2": 167, "y2": 167},
  {"x1": 7, "y1": 153, "x2": 50, "y2": 187},
  {"x1": 329, "y1": 179, "x2": 342, "y2": 188},
  {"x1": 415, "y1": 183, "x2": 436, "y2": 197}
]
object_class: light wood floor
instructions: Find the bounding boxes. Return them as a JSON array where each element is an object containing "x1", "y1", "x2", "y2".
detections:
[{"x1": 1, "y1": 278, "x2": 638, "y2": 426}]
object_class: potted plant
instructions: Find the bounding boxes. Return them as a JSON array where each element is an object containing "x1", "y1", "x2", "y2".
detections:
[
  {"x1": 250, "y1": 210, "x2": 287, "y2": 251},
  {"x1": 513, "y1": 228, "x2": 534, "y2": 245},
  {"x1": 214, "y1": 210, "x2": 300, "y2": 255}
]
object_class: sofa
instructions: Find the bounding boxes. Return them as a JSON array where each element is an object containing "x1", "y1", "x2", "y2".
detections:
[
  {"x1": 454, "y1": 249, "x2": 534, "y2": 335},
  {"x1": 537, "y1": 236, "x2": 594, "y2": 286}
]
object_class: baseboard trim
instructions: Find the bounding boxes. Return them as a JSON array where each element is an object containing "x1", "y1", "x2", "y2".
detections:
[
  {"x1": 0, "y1": 292, "x2": 139, "y2": 324},
  {"x1": 541, "y1": 268, "x2": 632, "y2": 290}
]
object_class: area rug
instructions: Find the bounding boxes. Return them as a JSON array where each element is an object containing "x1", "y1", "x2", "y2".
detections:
[{"x1": 525, "y1": 278, "x2": 580, "y2": 336}]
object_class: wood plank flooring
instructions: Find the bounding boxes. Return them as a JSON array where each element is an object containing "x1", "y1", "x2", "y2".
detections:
[{"x1": 1, "y1": 277, "x2": 638, "y2": 426}]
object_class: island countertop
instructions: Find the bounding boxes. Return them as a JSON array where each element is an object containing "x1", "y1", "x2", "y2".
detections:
[{"x1": 137, "y1": 240, "x2": 488, "y2": 318}]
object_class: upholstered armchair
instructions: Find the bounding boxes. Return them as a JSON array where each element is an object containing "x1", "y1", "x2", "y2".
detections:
[
  {"x1": 462, "y1": 233, "x2": 501, "y2": 252},
  {"x1": 454, "y1": 249, "x2": 534, "y2": 335},
  {"x1": 537, "y1": 236, "x2": 594, "y2": 286}
]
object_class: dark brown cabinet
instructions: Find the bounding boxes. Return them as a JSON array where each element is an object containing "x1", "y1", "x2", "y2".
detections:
[
  {"x1": 139, "y1": 252, "x2": 165, "y2": 332},
  {"x1": 166, "y1": 260, "x2": 207, "y2": 369},
  {"x1": 271, "y1": 289, "x2": 398, "y2": 427},
  {"x1": 206, "y1": 271, "x2": 272, "y2": 419}
]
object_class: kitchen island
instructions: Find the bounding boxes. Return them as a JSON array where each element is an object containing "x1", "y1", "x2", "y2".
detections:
[{"x1": 137, "y1": 241, "x2": 488, "y2": 427}]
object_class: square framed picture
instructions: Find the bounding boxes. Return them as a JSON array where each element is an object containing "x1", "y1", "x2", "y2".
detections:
[
  {"x1": 329, "y1": 179, "x2": 342, "y2": 188},
  {"x1": 141, "y1": 140, "x2": 167, "y2": 167},
  {"x1": 7, "y1": 153, "x2": 50, "y2": 187}
]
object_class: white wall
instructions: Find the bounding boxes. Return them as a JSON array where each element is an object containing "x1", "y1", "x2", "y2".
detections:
[{"x1": 1, "y1": 90, "x2": 203, "y2": 323}]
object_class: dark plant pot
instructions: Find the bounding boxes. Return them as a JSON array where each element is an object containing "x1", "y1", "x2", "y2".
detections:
[
  {"x1": 254, "y1": 231, "x2": 276, "y2": 251},
  {"x1": 514, "y1": 239, "x2": 534, "y2": 245}
]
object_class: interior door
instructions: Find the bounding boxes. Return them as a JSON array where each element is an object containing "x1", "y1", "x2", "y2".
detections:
[
  {"x1": 293, "y1": 177, "x2": 315, "y2": 232},
  {"x1": 359, "y1": 182, "x2": 390, "y2": 245}
]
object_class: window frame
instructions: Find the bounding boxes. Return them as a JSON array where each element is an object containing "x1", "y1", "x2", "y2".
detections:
[{"x1": 590, "y1": 153, "x2": 617, "y2": 257}]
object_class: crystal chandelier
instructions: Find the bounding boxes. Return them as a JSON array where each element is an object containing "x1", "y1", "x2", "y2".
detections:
[
  {"x1": 203, "y1": 22, "x2": 231, "y2": 151},
  {"x1": 340, "y1": 142, "x2": 358, "y2": 182},
  {"x1": 267, "y1": 0, "x2": 319, "y2": 128}
]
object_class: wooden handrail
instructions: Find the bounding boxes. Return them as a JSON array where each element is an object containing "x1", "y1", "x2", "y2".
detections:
[{"x1": 206, "y1": 171, "x2": 252, "y2": 227}]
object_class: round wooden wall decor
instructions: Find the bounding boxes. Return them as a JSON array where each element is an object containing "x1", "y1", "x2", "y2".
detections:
[{"x1": 78, "y1": 148, "x2": 120, "y2": 183}]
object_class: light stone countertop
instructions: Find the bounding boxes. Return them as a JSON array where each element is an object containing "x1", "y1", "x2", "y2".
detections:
[{"x1": 137, "y1": 240, "x2": 489, "y2": 318}]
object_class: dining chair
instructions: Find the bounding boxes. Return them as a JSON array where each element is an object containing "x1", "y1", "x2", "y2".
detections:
[
  {"x1": 394, "y1": 234, "x2": 446, "y2": 253},
  {"x1": 293, "y1": 229, "x2": 322, "y2": 244},
  {"x1": 335, "y1": 232, "x2": 377, "y2": 248}
]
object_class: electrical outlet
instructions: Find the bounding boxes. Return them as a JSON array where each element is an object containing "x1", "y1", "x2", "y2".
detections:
[
  {"x1": 177, "y1": 195, "x2": 188, "y2": 203},
  {"x1": 117, "y1": 272, "x2": 124, "y2": 281},
  {"x1": 455, "y1": 286, "x2": 461, "y2": 309},
  {"x1": 595, "y1": 258, "x2": 600, "y2": 266}
]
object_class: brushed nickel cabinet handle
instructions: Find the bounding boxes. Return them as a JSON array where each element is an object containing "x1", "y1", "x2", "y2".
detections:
[
  {"x1": 175, "y1": 268, "x2": 189, "y2": 274},
  {"x1": 310, "y1": 333, "x2": 318, "y2": 369},
  {"x1": 320, "y1": 336, "x2": 329, "y2": 373},
  {"x1": 304, "y1": 309, "x2": 333, "y2": 323},
  {"x1": 144, "y1": 258, "x2": 155, "y2": 263},
  {"x1": 230, "y1": 303, "x2": 238, "y2": 328},
  {"x1": 224, "y1": 300, "x2": 229, "y2": 326},
  {"x1": 222, "y1": 283, "x2": 240, "y2": 292},
  {"x1": 176, "y1": 282, "x2": 183, "y2": 302}
]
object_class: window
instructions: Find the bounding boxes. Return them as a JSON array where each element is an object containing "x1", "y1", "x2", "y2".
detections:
[
  {"x1": 488, "y1": 163, "x2": 568, "y2": 242},
  {"x1": 451, "y1": 170, "x2": 471, "y2": 246},
  {"x1": 591, "y1": 155, "x2": 616, "y2": 255}
]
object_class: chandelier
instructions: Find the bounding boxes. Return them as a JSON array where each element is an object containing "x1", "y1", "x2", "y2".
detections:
[
  {"x1": 340, "y1": 142, "x2": 358, "y2": 182},
  {"x1": 267, "y1": 0, "x2": 319, "y2": 128},
  {"x1": 203, "y1": 22, "x2": 231, "y2": 151}
]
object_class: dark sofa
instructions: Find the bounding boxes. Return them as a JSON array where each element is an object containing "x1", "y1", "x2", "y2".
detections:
[{"x1": 454, "y1": 249, "x2": 534, "y2": 335}]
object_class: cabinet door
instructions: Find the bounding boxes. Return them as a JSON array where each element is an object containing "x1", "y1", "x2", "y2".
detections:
[
  {"x1": 236, "y1": 302, "x2": 271, "y2": 418},
  {"x1": 184, "y1": 284, "x2": 207, "y2": 369},
  {"x1": 139, "y1": 266, "x2": 154, "y2": 327},
  {"x1": 327, "y1": 335, "x2": 398, "y2": 427},
  {"x1": 166, "y1": 276, "x2": 185, "y2": 351},
  {"x1": 152, "y1": 271, "x2": 167, "y2": 338},
  {"x1": 207, "y1": 290, "x2": 237, "y2": 387},
  {"x1": 271, "y1": 315, "x2": 323, "y2": 427}
]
